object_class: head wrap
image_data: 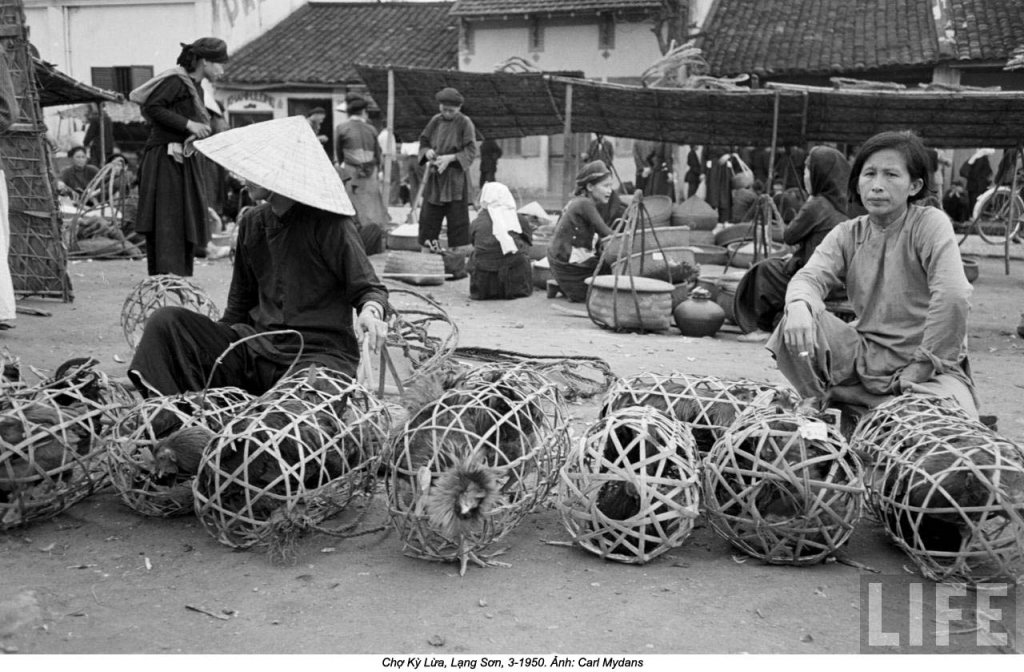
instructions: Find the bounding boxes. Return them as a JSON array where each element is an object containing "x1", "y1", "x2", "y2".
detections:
[
  {"x1": 575, "y1": 160, "x2": 611, "y2": 188},
  {"x1": 435, "y1": 87, "x2": 464, "y2": 106},
  {"x1": 345, "y1": 92, "x2": 368, "y2": 113},
  {"x1": 805, "y1": 146, "x2": 850, "y2": 215},
  {"x1": 307, "y1": 107, "x2": 326, "y2": 117},
  {"x1": 181, "y1": 37, "x2": 229, "y2": 64},
  {"x1": 479, "y1": 182, "x2": 522, "y2": 256}
]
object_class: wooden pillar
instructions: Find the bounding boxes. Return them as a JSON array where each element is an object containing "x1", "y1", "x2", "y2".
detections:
[
  {"x1": 97, "y1": 101, "x2": 106, "y2": 166},
  {"x1": 561, "y1": 82, "x2": 574, "y2": 204},
  {"x1": 383, "y1": 69, "x2": 395, "y2": 207}
]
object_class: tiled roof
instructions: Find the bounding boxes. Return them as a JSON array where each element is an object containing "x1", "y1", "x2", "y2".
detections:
[
  {"x1": 947, "y1": 0, "x2": 1024, "y2": 61},
  {"x1": 700, "y1": 0, "x2": 944, "y2": 77},
  {"x1": 701, "y1": 0, "x2": 1024, "y2": 78},
  {"x1": 221, "y1": 2, "x2": 458, "y2": 86},
  {"x1": 450, "y1": 0, "x2": 664, "y2": 17}
]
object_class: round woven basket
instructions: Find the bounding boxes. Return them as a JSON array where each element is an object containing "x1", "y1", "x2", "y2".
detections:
[
  {"x1": 557, "y1": 406, "x2": 700, "y2": 564},
  {"x1": 601, "y1": 372, "x2": 798, "y2": 457},
  {"x1": 851, "y1": 394, "x2": 1024, "y2": 584},
  {"x1": 385, "y1": 364, "x2": 569, "y2": 573},
  {"x1": 585, "y1": 275, "x2": 675, "y2": 332},
  {"x1": 193, "y1": 368, "x2": 390, "y2": 558},
  {"x1": 703, "y1": 406, "x2": 864, "y2": 564},
  {"x1": 106, "y1": 387, "x2": 255, "y2": 517},
  {"x1": 120, "y1": 275, "x2": 220, "y2": 350},
  {"x1": 1, "y1": 362, "x2": 131, "y2": 529}
]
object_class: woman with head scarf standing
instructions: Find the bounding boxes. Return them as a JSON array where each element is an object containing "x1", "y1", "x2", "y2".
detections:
[
  {"x1": 546, "y1": 160, "x2": 617, "y2": 303},
  {"x1": 736, "y1": 146, "x2": 850, "y2": 341},
  {"x1": 130, "y1": 37, "x2": 228, "y2": 276},
  {"x1": 767, "y1": 130, "x2": 976, "y2": 417},
  {"x1": 466, "y1": 182, "x2": 533, "y2": 300}
]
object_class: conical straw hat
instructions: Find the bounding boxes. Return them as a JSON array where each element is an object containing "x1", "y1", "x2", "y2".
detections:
[{"x1": 194, "y1": 116, "x2": 354, "y2": 215}]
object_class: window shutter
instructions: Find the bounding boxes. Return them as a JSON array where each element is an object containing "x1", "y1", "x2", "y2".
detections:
[
  {"x1": 91, "y1": 67, "x2": 114, "y2": 91},
  {"x1": 130, "y1": 66, "x2": 154, "y2": 90}
]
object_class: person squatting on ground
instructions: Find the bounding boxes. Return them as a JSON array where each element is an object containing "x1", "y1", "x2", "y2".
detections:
[
  {"x1": 546, "y1": 160, "x2": 617, "y2": 303},
  {"x1": 334, "y1": 92, "x2": 386, "y2": 254},
  {"x1": 417, "y1": 87, "x2": 477, "y2": 256},
  {"x1": 128, "y1": 116, "x2": 388, "y2": 397},
  {"x1": 736, "y1": 146, "x2": 850, "y2": 342},
  {"x1": 766, "y1": 130, "x2": 977, "y2": 418},
  {"x1": 131, "y1": 37, "x2": 228, "y2": 277},
  {"x1": 466, "y1": 182, "x2": 533, "y2": 301}
]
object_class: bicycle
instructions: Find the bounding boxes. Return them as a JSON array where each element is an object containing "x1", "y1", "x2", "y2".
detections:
[{"x1": 956, "y1": 184, "x2": 1024, "y2": 246}]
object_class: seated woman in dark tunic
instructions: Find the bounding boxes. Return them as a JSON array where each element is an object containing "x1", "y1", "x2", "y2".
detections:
[
  {"x1": 546, "y1": 161, "x2": 617, "y2": 302},
  {"x1": 735, "y1": 146, "x2": 850, "y2": 342},
  {"x1": 466, "y1": 181, "x2": 533, "y2": 300}
]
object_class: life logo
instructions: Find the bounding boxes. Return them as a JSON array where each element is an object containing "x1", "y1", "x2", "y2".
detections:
[{"x1": 859, "y1": 575, "x2": 1018, "y2": 653}]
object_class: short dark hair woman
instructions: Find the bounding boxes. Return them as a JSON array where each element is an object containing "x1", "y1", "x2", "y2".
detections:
[
  {"x1": 130, "y1": 37, "x2": 228, "y2": 276},
  {"x1": 546, "y1": 161, "x2": 617, "y2": 302},
  {"x1": 767, "y1": 130, "x2": 977, "y2": 417}
]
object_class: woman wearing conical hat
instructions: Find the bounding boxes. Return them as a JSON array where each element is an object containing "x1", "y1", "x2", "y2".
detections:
[
  {"x1": 127, "y1": 117, "x2": 389, "y2": 395},
  {"x1": 130, "y1": 37, "x2": 228, "y2": 277}
]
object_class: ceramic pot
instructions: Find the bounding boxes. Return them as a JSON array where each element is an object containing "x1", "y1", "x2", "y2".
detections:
[{"x1": 673, "y1": 288, "x2": 725, "y2": 337}]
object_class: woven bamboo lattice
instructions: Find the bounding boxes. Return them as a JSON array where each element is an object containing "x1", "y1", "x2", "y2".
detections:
[
  {"x1": 120, "y1": 275, "x2": 221, "y2": 350},
  {"x1": 703, "y1": 406, "x2": 864, "y2": 564},
  {"x1": 106, "y1": 387, "x2": 254, "y2": 517},
  {"x1": 1, "y1": 4, "x2": 72, "y2": 299},
  {"x1": 557, "y1": 406, "x2": 701, "y2": 564},
  {"x1": 363, "y1": 287, "x2": 459, "y2": 397},
  {"x1": 851, "y1": 394, "x2": 1024, "y2": 584},
  {"x1": 0, "y1": 359, "x2": 131, "y2": 528},
  {"x1": 385, "y1": 363, "x2": 569, "y2": 574},
  {"x1": 193, "y1": 367, "x2": 391, "y2": 560},
  {"x1": 602, "y1": 372, "x2": 799, "y2": 457}
]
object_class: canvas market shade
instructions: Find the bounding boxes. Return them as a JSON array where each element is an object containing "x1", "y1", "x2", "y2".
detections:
[{"x1": 357, "y1": 64, "x2": 1024, "y2": 148}]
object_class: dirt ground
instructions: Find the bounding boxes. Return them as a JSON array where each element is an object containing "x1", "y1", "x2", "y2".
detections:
[{"x1": 0, "y1": 235, "x2": 1023, "y2": 657}]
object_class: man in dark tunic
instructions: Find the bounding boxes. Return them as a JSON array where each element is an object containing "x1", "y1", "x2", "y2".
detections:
[
  {"x1": 418, "y1": 87, "x2": 477, "y2": 253},
  {"x1": 128, "y1": 116, "x2": 388, "y2": 396}
]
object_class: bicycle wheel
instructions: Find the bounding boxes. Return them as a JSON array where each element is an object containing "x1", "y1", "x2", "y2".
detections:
[{"x1": 972, "y1": 187, "x2": 1024, "y2": 245}]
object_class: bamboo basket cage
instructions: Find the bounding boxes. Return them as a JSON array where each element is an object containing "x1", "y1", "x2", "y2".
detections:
[
  {"x1": 851, "y1": 394, "x2": 1024, "y2": 584},
  {"x1": 120, "y1": 274, "x2": 221, "y2": 350},
  {"x1": 703, "y1": 405, "x2": 864, "y2": 565},
  {"x1": 601, "y1": 372, "x2": 799, "y2": 457},
  {"x1": 192, "y1": 367, "x2": 391, "y2": 560},
  {"x1": 106, "y1": 386, "x2": 255, "y2": 518},
  {"x1": 384, "y1": 363, "x2": 568, "y2": 573},
  {"x1": 557, "y1": 406, "x2": 700, "y2": 564},
  {"x1": 0, "y1": 359, "x2": 133, "y2": 528}
]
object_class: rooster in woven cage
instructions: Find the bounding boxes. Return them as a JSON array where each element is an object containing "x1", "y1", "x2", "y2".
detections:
[{"x1": 388, "y1": 366, "x2": 549, "y2": 574}]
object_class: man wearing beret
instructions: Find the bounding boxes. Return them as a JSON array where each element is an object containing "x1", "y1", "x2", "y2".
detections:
[{"x1": 417, "y1": 87, "x2": 477, "y2": 256}]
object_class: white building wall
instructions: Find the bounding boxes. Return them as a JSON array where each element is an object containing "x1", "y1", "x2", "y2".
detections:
[{"x1": 460, "y1": 16, "x2": 663, "y2": 80}]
